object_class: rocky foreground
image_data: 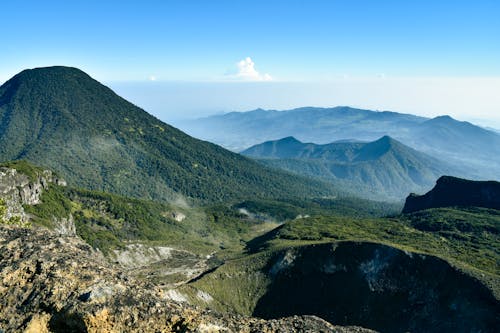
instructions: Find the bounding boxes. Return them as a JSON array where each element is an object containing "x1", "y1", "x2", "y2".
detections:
[{"x1": 0, "y1": 225, "x2": 374, "y2": 333}]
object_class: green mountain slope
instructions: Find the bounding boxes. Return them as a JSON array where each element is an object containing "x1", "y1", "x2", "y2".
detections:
[
  {"x1": 0, "y1": 67, "x2": 336, "y2": 202},
  {"x1": 242, "y1": 136, "x2": 457, "y2": 201},
  {"x1": 183, "y1": 206, "x2": 499, "y2": 332},
  {"x1": 2, "y1": 155, "x2": 498, "y2": 333}
]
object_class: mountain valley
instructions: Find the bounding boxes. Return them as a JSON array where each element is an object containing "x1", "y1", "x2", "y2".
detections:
[{"x1": 0, "y1": 67, "x2": 498, "y2": 333}]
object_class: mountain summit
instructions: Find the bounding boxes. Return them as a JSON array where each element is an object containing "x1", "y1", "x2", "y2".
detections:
[
  {"x1": 0, "y1": 67, "x2": 334, "y2": 201},
  {"x1": 242, "y1": 136, "x2": 456, "y2": 201}
]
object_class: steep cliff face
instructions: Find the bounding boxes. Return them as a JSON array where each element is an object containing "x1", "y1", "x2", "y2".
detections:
[
  {"x1": 0, "y1": 164, "x2": 67, "y2": 224},
  {"x1": 0, "y1": 167, "x2": 40, "y2": 222},
  {"x1": 403, "y1": 176, "x2": 500, "y2": 213},
  {"x1": 0, "y1": 225, "x2": 374, "y2": 333},
  {"x1": 253, "y1": 242, "x2": 499, "y2": 333}
]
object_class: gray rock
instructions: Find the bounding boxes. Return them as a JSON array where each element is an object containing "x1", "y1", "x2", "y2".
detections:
[{"x1": 0, "y1": 167, "x2": 67, "y2": 224}]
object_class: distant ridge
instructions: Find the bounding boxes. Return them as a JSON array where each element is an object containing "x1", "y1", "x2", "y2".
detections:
[
  {"x1": 403, "y1": 176, "x2": 500, "y2": 213},
  {"x1": 180, "y1": 106, "x2": 500, "y2": 180},
  {"x1": 242, "y1": 136, "x2": 456, "y2": 201},
  {"x1": 0, "y1": 66, "x2": 336, "y2": 202}
]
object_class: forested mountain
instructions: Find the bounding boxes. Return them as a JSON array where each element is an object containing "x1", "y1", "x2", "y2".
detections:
[
  {"x1": 0, "y1": 67, "x2": 338, "y2": 202},
  {"x1": 242, "y1": 136, "x2": 458, "y2": 201}
]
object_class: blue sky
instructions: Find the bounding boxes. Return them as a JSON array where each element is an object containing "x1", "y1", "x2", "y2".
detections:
[{"x1": 1, "y1": 0, "x2": 500, "y2": 125}]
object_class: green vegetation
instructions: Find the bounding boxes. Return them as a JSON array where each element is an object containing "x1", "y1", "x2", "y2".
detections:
[
  {"x1": 24, "y1": 184, "x2": 72, "y2": 229},
  {"x1": 24, "y1": 184, "x2": 280, "y2": 255},
  {"x1": 186, "y1": 206, "x2": 500, "y2": 314},
  {"x1": 243, "y1": 136, "x2": 457, "y2": 201},
  {"x1": 400, "y1": 207, "x2": 499, "y2": 275},
  {"x1": 0, "y1": 199, "x2": 6, "y2": 218},
  {"x1": 0, "y1": 198, "x2": 30, "y2": 227},
  {"x1": 11, "y1": 155, "x2": 398, "y2": 262},
  {"x1": 2, "y1": 160, "x2": 498, "y2": 329},
  {"x1": 245, "y1": 207, "x2": 499, "y2": 286},
  {"x1": 235, "y1": 197, "x2": 400, "y2": 221},
  {"x1": 0, "y1": 66, "x2": 336, "y2": 203},
  {"x1": 182, "y1": 252, "x2": 273, "y2": 314},
  {"x1": 259, "y1": 209, "x2": 499, "y2": 277},
  {"x1": 0, "y1": 159, "x2": 497, "y2": 333},
  {"x1": 0, "y1": 67, "x2": 497, "y2": 330},
  {"x1": 0, "y1": 160, "x2": 46, "y2": 182}
]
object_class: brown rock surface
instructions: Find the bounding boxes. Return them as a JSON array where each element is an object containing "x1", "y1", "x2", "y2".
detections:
[{"x1": 0, "y1": 225, "x2": 374, "y2": 333}]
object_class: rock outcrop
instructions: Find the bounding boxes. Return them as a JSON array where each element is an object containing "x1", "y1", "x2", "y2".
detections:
[
  {"x1": 0, "y1": 166, "x2": 65, "y2": 223},
  {"x1": 0, "y1": 165, "x2": 75, "y2": 235},
  {"x1": 0, "y1": 225, "x2": 374, "y2": 332},
  {"x1": 403, "y1": 176, "x2": 500, "y2": 213},
  {"x1": 111, "y1": 244, "x2": 210, "y2": 287}
]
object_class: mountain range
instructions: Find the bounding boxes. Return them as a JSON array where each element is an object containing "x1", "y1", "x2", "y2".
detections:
[
  {"x1": 242, "y1": 136, "x2": 459, "y2": 201},
  {"x1": 179, "y1": 106, "x2": 500, "y2": 180},
  {"x1": 0, "y1": 67, "x2": 336, "y2": 202}
]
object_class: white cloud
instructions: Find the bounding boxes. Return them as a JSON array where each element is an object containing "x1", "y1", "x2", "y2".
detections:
[
  {"x1": 149, "y1": 75, "x2": 157, "y2": 81},
  {"x1": 227, "y1": 57, "x2": 272, "y2": 81}
]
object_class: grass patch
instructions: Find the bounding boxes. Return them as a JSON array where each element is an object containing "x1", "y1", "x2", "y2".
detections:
[
  {"x1": 189, "y1": 206, "x2": 500, "y2": 314},
  {"x1": 0, "y1": 160, "x2": 46, "y2": 181}
]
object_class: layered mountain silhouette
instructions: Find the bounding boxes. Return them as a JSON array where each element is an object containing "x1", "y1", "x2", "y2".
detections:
[
  {"x1": 403, "y1": 176, "x2": 500, "y2": 213},
  {"x1": 180, "y1": 107, "x2": 500, "y2": 180},
  {"x1": 242, "y1": 136, "x2": 458, "y2": 201},
  {"x1": 0, "y1": 67, "x2": 336, "y2": 202}
]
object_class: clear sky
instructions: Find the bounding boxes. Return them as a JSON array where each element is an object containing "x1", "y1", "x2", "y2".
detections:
[{"x1": 1, "y1": 0, "x2": 500, "y2": 126}]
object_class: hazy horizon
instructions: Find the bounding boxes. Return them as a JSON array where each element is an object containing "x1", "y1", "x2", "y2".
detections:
[{"x1": 107, "y1": 79, "x2": 500, "y2": 130}]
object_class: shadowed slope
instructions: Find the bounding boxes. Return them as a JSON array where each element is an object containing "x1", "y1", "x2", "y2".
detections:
[{"x1": 403, "y1": 176, "x2": 500, "y2": 213}]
